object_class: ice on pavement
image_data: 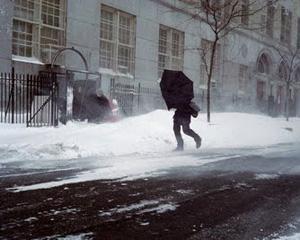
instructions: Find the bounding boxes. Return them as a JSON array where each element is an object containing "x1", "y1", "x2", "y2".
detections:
[
  {"x1": 254, "y1": 173, "x2": 280, "y2": 180},
  {"x1": 7, "y1": 154, "x2": 242, "y2": 191},
  {"x1": 99, "y1": 199, "x2": 178, "y2": 217}
]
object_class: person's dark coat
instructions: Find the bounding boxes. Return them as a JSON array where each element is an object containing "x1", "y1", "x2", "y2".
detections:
[{"x1": 173, "y1": 103, "x2": 198, "y2": 122}]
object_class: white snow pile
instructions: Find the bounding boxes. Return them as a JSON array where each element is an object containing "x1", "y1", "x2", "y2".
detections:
[
  {"x1": 271, "y1": 233, "x2": 300, "y2": 240},
  {"x1": 0, "y1": 110, "x2": 300, "y2": 164}
]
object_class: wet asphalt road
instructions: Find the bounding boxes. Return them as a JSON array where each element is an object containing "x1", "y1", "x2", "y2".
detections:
[{"x1": 1, "y1": 144, "x2": 300, "y2": 240}]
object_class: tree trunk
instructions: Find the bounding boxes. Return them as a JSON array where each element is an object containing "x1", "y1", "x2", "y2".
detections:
[
  {"x1": 206, "y1": 38, "x2": 218, "y2": 123},
  {"x1": 285, "y1": 82, "x2": 290, "y2": 121}
]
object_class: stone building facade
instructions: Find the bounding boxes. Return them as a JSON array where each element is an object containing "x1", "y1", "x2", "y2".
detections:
[{"x1": 0, "y1": 0, "x2": 299, "y2": 116}]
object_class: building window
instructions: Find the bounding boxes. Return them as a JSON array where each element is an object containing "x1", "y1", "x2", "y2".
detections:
[
  {"x1": 278, "y1": 61, "x2": 288, "y2": 81},
  {"x1": 158, "y1": 25, "x2": 184, "y2": 78},
  {"x1": 200, "y1": 39, "x2": 220, "y2": 87},
  {"x1": 100, "y1": 5, "x2": 136, "y2": 75},
  {"x1": 12, "y1": 0, "x2": 66, "y2": 62},
  {"x1": 295, "y1": 68, "x2": 300, "y2": 83},
  {"x1": 239, "y1": 65, "x2": 248, "y2": 91},
  {"x1": 266, "y1": 1, "x2": 275, "y2": 38},
  {"x1": 241, "y1": 0, "x2": 249, "y2": 26},
  {"x1": 260, "y1": 14, "x2": 266, "y2": 33},
  {"x1": 212, "y1": 0, "x2": 222, "y2": 20},
  {"x1": 280, "y1": 7, "x2": 292, "y2": 45},
  {"x1": 12, "y1": 20, "x2": 33, "y2": 57},
  {"x1": 200, "y1": 0, "x2": 222, "y2": 19},
  {"x1": 297, "y1": 18, "x2": 300, "y2": 49},
  {"x1": 257, "y1": 53, "x2": 270, "y2": 74},
  {"x1": 257, "y1": 80, "x2": 266, "y2": 101}
]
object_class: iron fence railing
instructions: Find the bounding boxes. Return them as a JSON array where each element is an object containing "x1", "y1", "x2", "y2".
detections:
[
  {"x1": 109, "y1": 79, "x2": 166, "y2": 115},
  {"x1": 0, "y1": 68, "x2": 58, "y2": 127}
]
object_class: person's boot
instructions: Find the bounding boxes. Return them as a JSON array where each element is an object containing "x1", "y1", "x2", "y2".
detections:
[
  {"x1": 195, "y1": 136, "x2": 202, "y2": 149},
  {"x1": 173, "y1": 145, "x2": 184, "y2": 151}
]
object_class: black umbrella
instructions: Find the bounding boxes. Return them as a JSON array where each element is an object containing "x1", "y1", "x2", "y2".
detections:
[{"x1": 160, "y1": 70, "x2": 194, "y2": 110}]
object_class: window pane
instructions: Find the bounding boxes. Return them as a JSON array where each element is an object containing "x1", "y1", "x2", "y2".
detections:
[
  {"x1": 40, "y1": 27, "x2": 64, "y2": 62},
  {"x1": 40, "y1": 27, "x2": 63, "y2": 45},
  {"x1": 279, "y1": 63, "x2": 288, "y2": 81},
  {"x1": 241, "y1": 0, "x2": 249, "y2": 25},
  {"x1": 14, "y1": 0, "x2": 36, "y2": 21},
  {"x1": 266, "y1": 1, "x2": 275, "y2": 37},
  {"x1": 172, "y1": 31, "x2": 180, "y2": 57},
  {"x1": 12, "y1": 0, "x2": 66, "y2": 61},
  {"x1": 100, "y1": 41, "x2": 114, "y2": 69},
  {"x1": 159, "y1": 28, "x2": 168, "y2": 54},
  {"x1": 239, "y1": 65, "x2": 248, "y2": 91},
  {"x1": 295, "y1": 69, "x2": 300, "y2": 82},
  {"x1": 258, "y1": 54, "x2": 269, "y2": 74},
  {"x1": 12, "y1": 19, "x2": 33, "y2": 57},
  {"x1": 298, "y1": 18, "x2": 300, "y2": 49},
  {"x1": 118, "y1": 45, "x2": 134, "y2": 74},
  {"x1": 171, "y1": 57, "x2": 182, "y2": 70},
  {"x1": 280, "y1": 7, "x2": 291, "y2": 44},
  {"x1": 158, "y1": 25, "x2": 184, "y2": 76},
  {"x1": 100, "y1": 6, "x2": 136, "y2": 74},
  {"x1": 119, "y1": 14, "x2": 133, "y2": 45},
  {"x1": 158, "y1": 54, "x2": 169, "y2": 77},
  {"x1": 42, "y1": 0, "x2": 64, "y2": 28},
  {"x1": 100, "y1": 10, "x2": 114, "y2": 41}
]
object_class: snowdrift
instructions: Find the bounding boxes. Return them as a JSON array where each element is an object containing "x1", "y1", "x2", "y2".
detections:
[{"x1": 0, "y1": 110, "x2": 299, "y2": 164}]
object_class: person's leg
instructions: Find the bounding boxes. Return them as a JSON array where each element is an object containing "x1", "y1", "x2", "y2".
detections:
[
  {"x1": 173, "y1": 119, "x2": 184, "y2": 150},
  {"x1": 182, "y1": 121, "x2": 201, "y2": 148}
]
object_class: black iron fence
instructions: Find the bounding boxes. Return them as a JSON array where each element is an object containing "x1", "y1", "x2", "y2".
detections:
[
  {"x1": 108, "y1": 81, "x2": 281, "y2": 116},
  {"x1": 2, "y1": 69, "x2": 295, "y2": 127},
  {"x1": 110, "y1": 79, "x2": 136, "y2": 115},
  {"x1": 0, "y1": 68, "x2": 58, "y2": 127},
  {"x1": 110, "y1": 79, "x2": 165, "y2": 115}
]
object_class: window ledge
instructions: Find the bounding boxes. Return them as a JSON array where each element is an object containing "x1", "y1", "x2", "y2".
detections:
[
  {"x1": 12, "y1": 55, "x2": 44, "y2": 65},
  {"x1": 99, "y1": 68, "x2": 134, "y2": 79}
]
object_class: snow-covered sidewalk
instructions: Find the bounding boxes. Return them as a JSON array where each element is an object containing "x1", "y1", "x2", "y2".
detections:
[{"x1": 0, "y1": 110, "x2": 300, "y2": 164}]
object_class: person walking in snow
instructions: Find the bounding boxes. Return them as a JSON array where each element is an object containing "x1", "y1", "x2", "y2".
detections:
[{"x1": 173, "y1": 102, "x2": 201, "y2": 151}]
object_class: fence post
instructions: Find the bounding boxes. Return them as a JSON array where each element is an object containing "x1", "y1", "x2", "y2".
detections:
[
  {"x1": 5, "y1": 68, "x2": 15, "y2": 123},
  {"x1": 26, "y1": 74, "x2": 30, "y2": 127},
  {"x1": 11, "y1": 67, "x2": 15, "y2": 123},
  {"x1": 137, "y1": 82, "x2": 141, "y2": 113},
  {"x1": 54, "y1": 73, "x2": 59, "y2": 127},
  {"x1": 0, "y1": 72, "x2": 2, "y2": 122},
  {"x1": 110, "y1": 78, "x2": 115, "y2": 99}
]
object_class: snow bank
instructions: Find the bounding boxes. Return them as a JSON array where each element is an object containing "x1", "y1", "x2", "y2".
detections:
[
  {"x1": 272, "y1": 233, "x2": 300, "y2": 240},
  {"x1": 0, "y1": 110, "x2": 299, "y2": 164}
]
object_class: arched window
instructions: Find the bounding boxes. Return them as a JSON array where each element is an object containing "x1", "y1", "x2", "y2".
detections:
[
  {"x1": 257, "y1": 53, "x2": 270, "y2": 74},
  {"x1": 278, "y1": 61, "x2": 288, "y2": 81}
]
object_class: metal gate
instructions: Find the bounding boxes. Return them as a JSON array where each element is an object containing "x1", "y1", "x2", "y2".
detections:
[
  {"x1": 110, "y1": 78, "x2": 136, "y2": 116},
  {"x1": 0, "y1": 68, "x2": 58, "y2": 127}
]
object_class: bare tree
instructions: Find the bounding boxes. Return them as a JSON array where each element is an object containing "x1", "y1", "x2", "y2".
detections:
[
  {"x1": 180, "y1": 0, "x2": 278, "y2": 122},
  {"x1": 271, "y1": 45, "x2": 299, "y2": 121}
]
